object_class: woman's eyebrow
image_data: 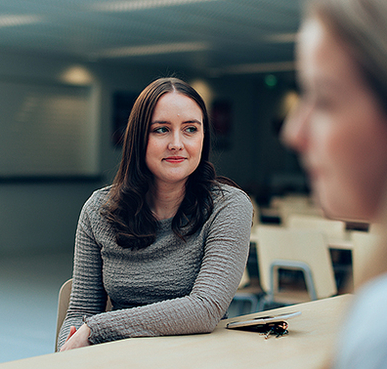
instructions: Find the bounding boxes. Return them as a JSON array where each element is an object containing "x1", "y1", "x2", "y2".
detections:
[
  {"x1": 150, "y1": 120, "x2": 170, "y2": 125},
  {"x1": 150, "y1": 119, "x2": 202, "y2": 125},
  {"x1": 182, "y1": 119, "x2": 202, "y2": 124}
]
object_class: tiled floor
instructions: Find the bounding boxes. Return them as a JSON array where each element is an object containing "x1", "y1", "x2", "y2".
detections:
[{"x1": 0, "y1": 251, "x2": 73, "y2": 363}]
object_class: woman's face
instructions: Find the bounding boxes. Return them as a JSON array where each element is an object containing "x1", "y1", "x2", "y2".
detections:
[
  {"x1": 146, "y1": 91, "x2": 204, "y2": 188},
  {"x1": 282, "y1": 17, "x2": 387, "y2": 221}
]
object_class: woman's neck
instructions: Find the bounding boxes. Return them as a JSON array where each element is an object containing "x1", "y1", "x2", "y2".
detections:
[{"x1": 147, "y1": 182, "x2": 186, "y2": 220}]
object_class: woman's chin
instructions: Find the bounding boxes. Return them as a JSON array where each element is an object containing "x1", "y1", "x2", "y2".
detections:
[{"x1": 318, "y1": 195, "x2": 371, "y2": 222}]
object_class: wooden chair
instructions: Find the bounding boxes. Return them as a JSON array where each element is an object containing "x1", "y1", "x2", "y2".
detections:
[
  {"x1": 279, "y1": 203, "x2": 325, "y2": 226},
  {"x1": 252, "y1": 226, "x2": 337, "y2": 309},
  {"x1": 55, "y1": 279, "x2": 112, "y2": 351},
  {"x1": 55, "y1": 279, "x2": 72, "y2": 351},
  {"x1": 287, "y1": 215, "x2": 350, "y2": 289},
  {"x1": 287, "y1": 214, "x2": 346, "y2": 239},
  {"x1": 231, "y1": 268, "x2": 263, "y2": 315},
  {"x1": 351, "y1": 231, "x2": 381, "y2": 289},
  {"x1": 270, "y1": 194, "x2": 311, "y2": 210}
]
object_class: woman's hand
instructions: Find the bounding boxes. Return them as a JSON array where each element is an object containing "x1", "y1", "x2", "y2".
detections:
[
  {"x1": 65, "y1": 326, "x2": 77, "y2": 342},
  {"x1": 60, "y1": 324, "x2": 91, "y2": 351}
]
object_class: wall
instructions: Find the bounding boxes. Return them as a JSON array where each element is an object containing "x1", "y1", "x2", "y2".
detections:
[
  {"x1": 0, "y1": 50, "x2": 300, "y2": 255},
  {"x1": 0, "y1": 51, "x2": 169, "y2": 255},
  {"x1": 208, "y1": 73, "x2": 303, "y2": 201}
]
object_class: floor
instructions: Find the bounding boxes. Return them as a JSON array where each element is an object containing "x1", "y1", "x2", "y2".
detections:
[{"x1": 0, "y1": 251, "x2": 73, "y2": 364}]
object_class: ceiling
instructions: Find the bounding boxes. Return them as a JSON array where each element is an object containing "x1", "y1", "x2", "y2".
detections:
[{"x1": 0, "y1": 0, "x2": 301, "y2": 76}]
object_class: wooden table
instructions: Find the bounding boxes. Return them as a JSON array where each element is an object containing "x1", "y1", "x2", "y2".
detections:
[{"x1": 1, "y1": 294, "x2": 352, "y2": 369}]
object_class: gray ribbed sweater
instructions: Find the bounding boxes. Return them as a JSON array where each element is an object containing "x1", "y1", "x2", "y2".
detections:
[{"x1": 58, "y1": 183, "x2": 253, "y2": 349}]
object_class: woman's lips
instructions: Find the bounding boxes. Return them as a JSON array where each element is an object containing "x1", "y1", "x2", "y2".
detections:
[{"x1": 163, "y1": 156, "x2": 186, "y2": 163}]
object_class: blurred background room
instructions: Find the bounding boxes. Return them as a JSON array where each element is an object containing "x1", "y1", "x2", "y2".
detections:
[{"x1": 0, "y1": 0, "x2": 314, "y2": 363}]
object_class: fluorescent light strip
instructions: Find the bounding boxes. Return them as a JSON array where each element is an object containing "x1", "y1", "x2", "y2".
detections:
[
  {"x1": 96, "y1": 41, "x2": 209, "y2": 58},
  {"x1": 212, "y1": 61, "x2": 295, "y2": 76},
  {"x1": 91, "y1": 0, "x2": 218, "y2": 12},
  {"x1": 0, "y1": 15, "x2": 43, "y2": 28}
]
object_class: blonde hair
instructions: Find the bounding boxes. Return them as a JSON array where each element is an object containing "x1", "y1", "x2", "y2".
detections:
[{"x1": 307, "y1": 0, "x2": 387, "y2": 114}]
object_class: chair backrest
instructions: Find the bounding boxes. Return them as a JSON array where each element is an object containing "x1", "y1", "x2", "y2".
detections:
[
  {"x1": 238, "y1": 268, "x2": 251, "y2": 289},
  {"x1": 254, "y1": 226, "x2": 337, "y2": 300},
  {"x1": 55, "y1": 279, "x2": 112, "y2": 351},
  {"x1": 287, "y1": 214, "x2": 346, "y2": 239},
  {"x1": 270, "y1": 194, "x2": 310, "y2": 209},
  {"x1": 351, "y1": 231, "x2": 381, "y2": 289},
  {"x1": 369, "y1": 222, "x2": 382, "y2": 234},
  {"x1": 279, "y1": 204, "x2": 325, "y2": 226},
  {"x1": 55, "y1": 279, "x2": 73, "y2": 351}
]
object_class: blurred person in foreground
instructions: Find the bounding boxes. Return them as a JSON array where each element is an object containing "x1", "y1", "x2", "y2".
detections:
[
  {"x1": 58, "y1": 77, "x2": 253, "y2": 351},
  {"x1": 282, "y1": 0, "x2": 387, "y2": 367}
]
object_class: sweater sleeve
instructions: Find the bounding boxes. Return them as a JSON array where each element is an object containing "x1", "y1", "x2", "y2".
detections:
[{"x1": 59, "y1": 187, "x2": 253, "y2": 348}]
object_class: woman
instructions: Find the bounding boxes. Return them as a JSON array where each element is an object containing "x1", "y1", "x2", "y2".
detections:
[
  {"x1": 282, "y1": 0, "x2": 387, "y2": 367},
  {"x1": 58, "y1": 77, "x2": 253, "y2": 351}
]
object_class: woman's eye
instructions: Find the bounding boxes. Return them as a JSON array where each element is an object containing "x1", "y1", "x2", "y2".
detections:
[
  {"x1": 153, "y1": 126, "x2": 169, "y2": 134},
  {"x1": 314, "y1": 95, "x2": 335, "y2": 110},
  {"x1": 185, "y1": 126, "x2": 198, "y2": 133},
  {"x1": 299, "y1": 88, "x2": 334, "y2": 112}
]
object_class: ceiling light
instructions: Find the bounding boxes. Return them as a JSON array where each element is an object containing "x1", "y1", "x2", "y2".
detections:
[
  {"x1": 95, "y1": 42, "x2": 209, "y2": 58},
  {"x1": 59, "y1": 66, "x2": 94, "y2": 85},
  {"x1": 0, "y1": 15, "x2": 42, "y2": 28},
  {"x1": 91, "y1": 0, "x2": 218, "y2": 11},
  {"x1": 190, "y1": 79, "x2": 214, "y2": 106},
  {"x1": 212, "y1": 61, "x2": 295, "y2": 76}
]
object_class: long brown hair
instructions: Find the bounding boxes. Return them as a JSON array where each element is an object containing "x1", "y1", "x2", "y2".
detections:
[{"x1": 103, "y1": 77, "x2": 235, "y2": 249}]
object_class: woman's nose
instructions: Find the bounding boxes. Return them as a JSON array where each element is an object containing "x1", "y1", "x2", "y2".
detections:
[
  {"x1": 168, "y1": 132, "x2": 184, "y2": 151},
  {"x1": 280, "y1": 101, "x2": 311, "y2": 153}
]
